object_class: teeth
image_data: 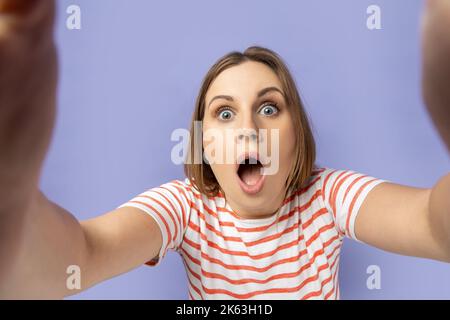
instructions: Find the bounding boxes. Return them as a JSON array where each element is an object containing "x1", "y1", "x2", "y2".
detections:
[{"x1": 240, "y1": 157, "x2": 259, "y2": 165}]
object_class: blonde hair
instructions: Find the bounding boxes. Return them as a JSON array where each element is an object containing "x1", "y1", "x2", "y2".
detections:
[{"x1": 184, "y1": 46, "x2": 316, "y2": 197}]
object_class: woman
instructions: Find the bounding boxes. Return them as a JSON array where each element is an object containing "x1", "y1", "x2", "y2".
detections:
[{"x1": 0, "y1": 0, "x2": 449, "y2": 299}]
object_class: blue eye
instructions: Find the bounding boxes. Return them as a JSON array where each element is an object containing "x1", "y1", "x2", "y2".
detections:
[
  {"x1": 259, "y1": 104, "x2": 279, "y2": 117},
  {"x1": 217, "y1": 108, "x2": 234, "y2": 121}
]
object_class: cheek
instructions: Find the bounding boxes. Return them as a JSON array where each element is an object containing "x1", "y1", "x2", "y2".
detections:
[
  {"x1": 209, "y1": 163, "x2": 236, "y2": 192},
  {"x1": 274, "y1": 120, "x2": 296, "y2": 171},
  {"x1": 202, "y1": 127, "x2": 236, "y2": 165},
  {"x1": 284, "y1": 125, "x2": 296, "y2": 156},
  {"x1": 268, "y1": 115, "x2": 295, "y2": 150}
]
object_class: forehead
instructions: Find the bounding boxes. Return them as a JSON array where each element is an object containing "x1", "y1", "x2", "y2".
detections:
[{"x1": 205, "y1": 61, "x2": 283, "y2": 103}]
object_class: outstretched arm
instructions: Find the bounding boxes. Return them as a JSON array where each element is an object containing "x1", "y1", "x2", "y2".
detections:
[
  {"x1": 420, "y1": 0, "x2": 450, "y2": 261},
  {"x1": 0, "y1": 1, "x2": 163, "y2": 298},
  {"x1": 351, "y1": 2, "x2": 450, "y2": 263}
]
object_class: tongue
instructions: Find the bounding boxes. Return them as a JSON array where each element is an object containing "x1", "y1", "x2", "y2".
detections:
[{"x1": 240, "y1": 165, "x2": 262, "y2": 185}]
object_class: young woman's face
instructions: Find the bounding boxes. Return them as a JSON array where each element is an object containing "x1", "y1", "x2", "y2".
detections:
[{"x1": 203, "y1": 61, "x2": 296, "y2": 219}]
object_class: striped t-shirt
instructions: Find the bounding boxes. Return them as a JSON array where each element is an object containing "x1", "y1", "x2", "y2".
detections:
[{"x1": 118, "y1": 167, "x2": 386, "y2": 299}]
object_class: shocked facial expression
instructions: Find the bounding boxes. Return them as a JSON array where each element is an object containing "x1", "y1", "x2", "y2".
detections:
[{"x1": 203, "y1": 61, "x2": 296, "y2": 219}]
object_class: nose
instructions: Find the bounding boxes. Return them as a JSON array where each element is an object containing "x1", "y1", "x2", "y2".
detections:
[
  {"x1": 237, "y1": 129, "x2": 258, "y2": 142},
  {"x1": 234, "y1": 106, "x2": 260, "y2": 144}
]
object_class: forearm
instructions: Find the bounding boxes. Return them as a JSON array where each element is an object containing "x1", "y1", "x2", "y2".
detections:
[{"x1": 428, "y1": 173, "x2": 450, "y2": 262}]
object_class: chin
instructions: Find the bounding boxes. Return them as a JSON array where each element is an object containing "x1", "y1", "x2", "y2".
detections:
[{"x1": 230, "y1": 178, "x2": 284, "y2": 213}]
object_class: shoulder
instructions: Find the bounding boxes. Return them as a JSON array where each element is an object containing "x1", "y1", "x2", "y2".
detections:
[
  {"x1": 306, "y1": 166, "x2": 388, "y2": 211},
  {"x1": 150, "y1": 178, "x2": 197, "y2": 200},
  {"x1": 293, "y1": 166, "x2": 377, "y2": 200},
  {"x1": 155, "y1": 178, "x2": 222, "y2": 206},
  {"x1": 309, "y1": 166, "x2": 370, "y2": 191},
  {"x1": 296, "y1": 166, "x2": 334, "y2": 194},
  {"x1": 282, "y1": 167, "x2": 330, "y2": 206}
]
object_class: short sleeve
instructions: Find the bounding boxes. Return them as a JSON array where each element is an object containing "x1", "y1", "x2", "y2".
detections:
[
  {"x1": 117, "y1": 179, "x2": 193, "y2": 266},
  {"x1": 319, "y1": 167, "x2": 388, "y2": 242}
]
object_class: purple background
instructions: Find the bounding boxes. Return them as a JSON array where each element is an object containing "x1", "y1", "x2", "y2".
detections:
[{"x1": 42, "y1": 0, "x2": 450, "y2": 299}]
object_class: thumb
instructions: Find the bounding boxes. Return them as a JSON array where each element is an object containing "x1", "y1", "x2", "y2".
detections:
[{"x1": 0, "y1": 0, "x2": 54, "y2": 34}]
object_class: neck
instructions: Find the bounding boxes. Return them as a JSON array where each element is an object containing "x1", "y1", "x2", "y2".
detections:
[{"x1": 224, "y1": 190, "x2": 287, "y2": 220}]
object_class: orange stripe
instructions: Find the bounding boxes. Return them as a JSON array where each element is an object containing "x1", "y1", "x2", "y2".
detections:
[
  {"x1": 306, "y1": 222, "x2": 335, "y2": 247},
  {"x1": 188, "y1": 220, "x2": 240, "y2": 243},
  {"x1": 186, "y1": 273, "x2": 203, "y2": 299},
  {"x1": 217, "y1": 205, "x2": 242, "y2": 220},
  {"x1": 176, "y1": 174, "x2": 322, "y2": 224},
  {"x1": 187, "y1": 234, "x2": 339, "y2": 276},
  {"x1": 182, "y1": 259, "x2": 203, "y2": 299},
  {"x1": 314, "y1": 244, "x2": 342, "y2": 300},
  {"x1": 170, "y1": 183, "x2": 193, "y2": 229},
  {"x1": 300, "y1": 273, "x2": 333, "y2": 300},
  {"x1": 184, "y1": 217, "x2": 335, "y2": 260},
  {"x1": 183, "y1": 235, "x2": 341, "y2": 286},
  {"x1": 190, "y1": 207, "x2": 242, "y2": 242},
  {"x1": 244, "y1": 220, "x2": 301, "y2": 247},
  {"x1": 312, "y1": 167, "x2": 326, "y2": 175},
  {"x1": 329, "y1": 248, "x2": 340, "y2": 270},
  {"x1": 174, "y1": 179, "x2": 216, "y2": 200},
  {"x1": 283, "y1": 174, "x2": 322, "y2": 205},
  {"x1": 185, "y1": 246, "x2": 306, "y2": 272},
  {"x1": 181, "y1": 222, "x2": 339, "y2": 270},
  {"x1": 139, "y1": 194, "x2": 178, "y2": 244},
  {"x1": 175, "y1": 176, "x2": 320, "y2": 232},
  {"x1": 199, "y1": 259, "x2": 336, "y2": 299},
  {"x1": 329, "y1": 171, "x2": 348, "y2": 217},
  {"x1": 335, "y1": 174, "x2": 368, "y2": 237},
  {"x1": 129, "y1": 200, "x2": 173, "y2": 252},
  {"x1": 177, "y1": 183, "x2": 240, "y2": 218},
  {"x1": 322, "y1": 169, "x2": 338, "y2": 198},
  {"x1": 154, "y1": 188, "x2": 183, "y2": 232},
  {"x1": 342, "y1": 175, "x2": 368, "y2": 204},
  {"x1": 187, "y1": 188, "x2": 322, "y2": 235},
  {"x1": 324, "y1": 286, "x2": 335, "y2": 300},
  {"x1": 196, "y1": 219, "x2": 241, "y2": 242},
  {"x1": 159, "y1": 184, "x2": 188, "y2": 230},
  {"x1": 188, "y1": 205, "x2": 327, "y2": 249},
  {"x1": 233, "y1": 189, "x2": 323, "y2": 233},
  {"x1": 345, "y1": 178, "x2": 378, "y2": 238},
  {"x1": 236, "y1": 209, "x2": 295, "y2": 233},
  {"x1": 185, "y1": 260, "x2": 201, "y2": 282},
  {"x1": 302, "y1": 207, "x2": 328, "y2": 229},
  {"x1": 330, "y1": 171, "x2": 356, "y2": 216},
  {"x1": 327, "y1": 244, "x2": 342, "y2": 300}
]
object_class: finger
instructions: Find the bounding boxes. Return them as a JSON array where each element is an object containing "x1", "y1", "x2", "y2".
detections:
[{"x1": 0, "y1": 0, "x2": 41, "y2": 14}]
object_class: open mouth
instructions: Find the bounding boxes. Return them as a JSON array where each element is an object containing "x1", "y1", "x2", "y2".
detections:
[{"x1": 236, "y1": 154, "x2": 265, "y2": 195}]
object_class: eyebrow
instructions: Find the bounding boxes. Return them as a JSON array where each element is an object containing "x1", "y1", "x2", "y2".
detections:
[{"x1": 207, "y1": 86, "x2": 285, "y2": 109}]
